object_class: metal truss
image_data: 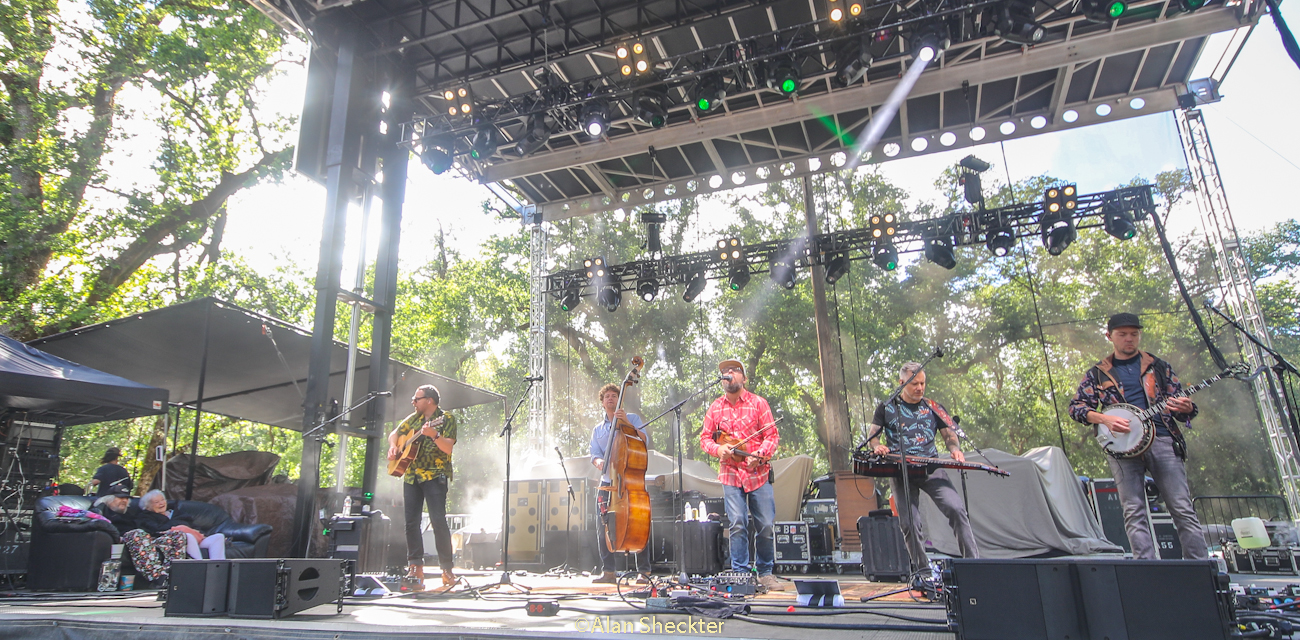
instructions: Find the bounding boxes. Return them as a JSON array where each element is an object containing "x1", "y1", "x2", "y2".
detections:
[
  {"x1": 1177, "y1": 107, "x2": 1300, "y2": 520},
  {"x1": 527, "y1": 216, "x2": 549, "y2": 451},
  {"x1": 543, "y1": 184, "x2": 1156, "y2": 295}
]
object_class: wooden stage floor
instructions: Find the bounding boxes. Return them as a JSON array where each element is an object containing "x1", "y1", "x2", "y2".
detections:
[{"x1": 0, "y1": 570, "x2": 956, "y2": 640}]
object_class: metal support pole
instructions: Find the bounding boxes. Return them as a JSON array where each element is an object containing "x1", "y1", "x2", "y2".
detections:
[
  {"x1": 802, "y1": 176, "x2": 852, "y2": 472},
  {"x1": 527, "y1": 212, "x2": 549, "y2": 451},
  {"x1": 363, "y1": 66, "x2": 413, "y2": 498},
  {"x1": 293, "y1": 32, "x2": 364, "y2": 557},
  {"x1": 338, "y1": 183, "x2": 373, "y2": 492},
  {"x1": 184, "y1": 301, "x2": 213, "y2": 501},
  {"x1": 1176, "y1": 107, "x2": 1300, "y2": 520}
]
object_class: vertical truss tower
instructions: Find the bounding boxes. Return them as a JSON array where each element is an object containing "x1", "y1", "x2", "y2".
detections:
[
  {"x1": 528, "y1": 217, "x2": 549, "y2": 451},
  {"x1": 1178, "y1": 107, "x2": 1300, "y2": 518}
]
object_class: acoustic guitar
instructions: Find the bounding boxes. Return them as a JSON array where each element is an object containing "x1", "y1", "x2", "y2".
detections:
[{"x1": 387, "y1": 415, "x2": 446, "y2": 477}]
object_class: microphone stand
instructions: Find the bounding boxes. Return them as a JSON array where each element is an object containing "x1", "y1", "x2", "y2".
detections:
[
  {"x1": 549, "y1": 446, "x2": 577, "y2": 577},
  {"x1": 1204, "y1": 302, "x2": 1300, "y2": 451},
  {"x1": 858, "y1": 347, "x2": 943, "y2": 580},
  {"x1": 473, "y1": 377, "x2": 538, "y2": 595},
  {"x1": 949, "y1": 416, "x2": 986, "y2": 516},
  {"x1": 302, "y1": 391, "x2": 390, "y2": 442},
  {"x1": 641, "y1": 375, "x2": 726, "y2": 585}
]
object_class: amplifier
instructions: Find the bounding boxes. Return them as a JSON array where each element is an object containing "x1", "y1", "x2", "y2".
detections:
[
  {"x1": 858, "y1": 513, "x2": 909, "y2": 582},
  {"x1": 807, "y1": 521, "x2": 835, "y2": 565},
  {"x1": 227, "y1": 558, "x2": 346, "y2": 619},
  {"x1": 802, "y1": 499, "x2": 837, "y2": 525},
  {"x1": 505, "y1": 480, "x2": 543, "y2": 563},
  {"x1": 329, "y1": 514, "x2": 383, "y2": 573},
  {"x1": 943, "y1": 558, "x2": 1236, "y2": 640},
  {"x1": 0, "y1": 540, "x2": 29, "y2": 575},
  {"x1": 774, "y1": 521, "x2": 810, "y2": 570},
  {"x1": 165, "y1": 560, "x2": 230, "y2": 617}
]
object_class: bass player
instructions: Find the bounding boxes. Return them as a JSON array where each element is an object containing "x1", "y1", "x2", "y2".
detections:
[
  {"x1": 866, "y1": 362, "x2": 979, "y2": 570},
  {"x1": 1068, "y1": 312, "x2": 1207, "y2": 560},
  {"x1": 589, "y1": 383, "x2": 650, "y2": 584},
  {"x1": 388, "y1": 384, "x2": 459, "y2": 590}
]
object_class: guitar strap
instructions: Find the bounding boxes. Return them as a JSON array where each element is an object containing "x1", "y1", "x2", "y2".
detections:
[{"x1": 1148, "y1": 355, "x2": 1189, "y2": 460}]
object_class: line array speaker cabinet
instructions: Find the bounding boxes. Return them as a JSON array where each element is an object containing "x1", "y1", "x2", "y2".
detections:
[
  {"x1": 943, "y1": 558, "x2": 1235, "y2": 640},
  {"x1": 227, "y1": 558, "x2": 347, "y2": 619},
  {"x1": 165, "y1": 560, "x2": 230, "y2": 617},
  {"x1": 505, "y1": 480, "x2": 543, "y2": 563},
  {"x1": 545, "y1": 478, "x2": 591, "y2": 532}
]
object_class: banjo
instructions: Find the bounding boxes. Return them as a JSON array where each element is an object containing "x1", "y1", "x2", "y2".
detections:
[{"x1": 1096, "y1": 363, "x2": 1246, "y2": 458}]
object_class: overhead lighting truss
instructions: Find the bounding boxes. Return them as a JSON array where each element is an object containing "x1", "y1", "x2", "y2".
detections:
[
  {"x1": 397, "y1": 0, "x2": 1123, "y2": 173},
  {"x1": 545, "y1": 185, "x2": 1156, "y2": 304}
]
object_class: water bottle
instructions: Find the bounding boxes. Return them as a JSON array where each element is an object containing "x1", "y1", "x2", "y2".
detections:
[
  {"x1": 343, "y1": 496, "x2": 353, "y2": 515},
  {"x1": 698, "y1": 501, "x2": 708, "y2": 519},
  {"x1": 684, "y1": 501, "x2": 694, "y2": 521}
]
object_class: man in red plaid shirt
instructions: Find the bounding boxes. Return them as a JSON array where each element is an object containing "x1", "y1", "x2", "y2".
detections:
[{"x1": 699, "y1": 358, "x2": 784, "y2": 592}]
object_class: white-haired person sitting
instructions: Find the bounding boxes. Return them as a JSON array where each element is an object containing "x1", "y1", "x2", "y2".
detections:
[
  {"x1": 92, "y1": 487, "x2": 188, "y2": 584},
  {"x1": 136, "y1": 490, "x2": 227, "y2": 560}
]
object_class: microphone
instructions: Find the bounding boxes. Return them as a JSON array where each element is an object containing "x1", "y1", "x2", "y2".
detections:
[
  {"x1": 374, "y1": 391, "x2": 393, "y2": 397},
  {"x1": 949, "y1": 414, "x2": 969, "y2": 438},
  {"x1": 720, "y1": 374, "x2": 733, "y2": 382},
  {"x1": 934, "y1": 345, "x2": 945, "y2": 358},
  {"x1": 523, "y1": 376, "x2": 544, "y2": 382}
]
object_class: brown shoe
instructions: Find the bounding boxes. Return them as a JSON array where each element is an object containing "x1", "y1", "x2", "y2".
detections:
[
  {"x1": 592, "y1": 571, "x2": 617, "y2": 584},
  {"x1": 758, "y1": 574, "x2": 785, "y2": 591},
  {"x1": 404, "y1": 563, "x2": 426, "y2": 592},
  {"x1": 441, "y1": 569, "x2": 457, "y2": 587}
]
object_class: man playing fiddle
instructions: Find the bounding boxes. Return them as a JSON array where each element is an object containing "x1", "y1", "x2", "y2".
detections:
[{"x1": 699, "y1": 359, "x2": 784, "y2": 592}]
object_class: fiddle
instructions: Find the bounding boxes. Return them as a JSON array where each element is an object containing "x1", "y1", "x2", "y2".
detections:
[{"x1": 712, "y1": 417, "x2": 782, "y2": 466}]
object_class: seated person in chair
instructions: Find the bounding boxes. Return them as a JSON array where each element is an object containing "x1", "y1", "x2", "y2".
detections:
[{"x1": 137, "y1": 490, "x2": 227, "y2": 560}]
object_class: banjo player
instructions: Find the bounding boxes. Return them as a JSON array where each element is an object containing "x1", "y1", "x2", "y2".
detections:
[{"x1": 1068, "y1": 312, "x2": 1208, "y2": 560}]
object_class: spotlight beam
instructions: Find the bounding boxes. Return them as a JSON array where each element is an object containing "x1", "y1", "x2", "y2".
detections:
[{"x1": 845, "y1": 53, "x2": 932, "y2": 172}]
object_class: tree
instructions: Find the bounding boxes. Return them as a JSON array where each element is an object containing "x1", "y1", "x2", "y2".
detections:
[{"x1": 1, "y1": 0, "x2": 298, "y2": 340}]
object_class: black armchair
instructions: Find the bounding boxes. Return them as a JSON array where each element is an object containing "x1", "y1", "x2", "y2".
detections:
[{"x1": 29, "y1": 495, "x2": 273, "y2": 591}]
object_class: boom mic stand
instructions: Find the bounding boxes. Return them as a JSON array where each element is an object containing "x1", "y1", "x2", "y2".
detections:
[
  {"x1": 948, "y1": 416, "x2": 987, "y2": 516},
  {"x1": 641, "y1": 375, "x2": 727, "y2": 585},
  {"x1": 472, "y1": 376, "x2": 538, "y2": 595},
  {"x1": 548, "y1": 445, "x2": 578, "y2": 577},
  {"x1": 858, "y1": 346, "x2": 943, "y2": 598},
  {"x1": 1204, "y1": 301, "x2": 1300, "y2": 449}
]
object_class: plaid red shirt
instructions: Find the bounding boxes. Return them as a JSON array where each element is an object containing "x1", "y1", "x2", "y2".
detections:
[{"x1": 700, "y1": 389, "x2": 779, "y2": 492}]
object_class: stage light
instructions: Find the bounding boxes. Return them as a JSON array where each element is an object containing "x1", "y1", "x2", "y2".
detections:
[
  {"x1": 636, "y1": 59, "x2": 649, "y2": 73},
  {"x1": 419, "y1": 138, "x2": 454, "y2": 174},
  {"x1": 995, "y1": 2, "x2": 1046, "y2": 45},
  {"x1": 768, "y1": 59, "x2": 801, "y2": 97},
  {"x1": 514, "y1": 114, "x2": 552, "y2": 157},
  {"x1": 621, "y1": 63, "x2": 633, "y2": 76},
  {"x1": 1082, "y1": 0, "x2": 1126, "y2": 21},
  {"x1": 970, "y1": 126, "x2": 987, "y2": 141},
  {"x1": 717, "y1": 237, "x2": 745, "y2": 261},
  {"x1": 824, "y1": 253, "x2": 850, "y2": 284},
  {"x1": 635, "y1": 93, "x2": 667, "y2": 129},
  {"x1": 829, "y1": 0, "x2": 845, "y2": 21},
  {"x1": 616, "y1": 45, "x2": 629, "y2": 59},
  {"x1": 584, "y1": 257, "x2": 606, "y2": 279},
  {"x1": 597, "y1": 284, "x2": 622, "y2": 312},
  {"x1": 1104, "y1": 200, "x2": 1137, "y2": 240},
  {"x1": 868, "y1": 212, "x2": 897, "y2": 240},
  {"x1": 1042, "y1": 217, "x2": 1077, "y2": 255},
  {"x1": 1096, "y1": 103, "x2": 1112, "y2": 117},
  {"x1": 924, "y1": 237, "x2": 957, "y2": 270},
  {"x1": 728, "y1": 266, "x2": 751, "y2": 291},
  {"x1": 849, "y1": 2, "x2": 863, "y2": 15},
  {"x1": 1178, "y1": 0, "x2": 1206, "y2": 10},
  {"x1": 872, "y1": 243, "x2": 898, "y2": 271},
  {"x1": 683, "y1": 272, "x2": 706, "y2": 302},
  {"x1": 986, "y1": 226, "x2": 1016, "y2": 257},
  {"x1": 910, "y1": 23, "x2": 949, "y2": 61},
  {"x1": 637, "y1": 277, "x2": 659, "y2": 302},
  {"x1": 582, "y1": 100, "x2": 610, "y2": 137},
  {"x1": 1062, "y1": 109, "x2": 1079, "y2": 123},
  {"x1": 1031, "y1": 115, "x2": 1047, "y2": 129},
  {"x1": 559, "y1": 288, "x2": 582, "y2": 312},
  {"x1": 961, "y1": 172, "x2": 983, "y2": 205},
  {"x1": 694, "y1": 76, "x2": 726, "y2": 112},
  {"x1": 940, "y1": 132, "x2": 957, "y2": 146},
  {"x1": 769, "y1": 258, "x2": 798, "y2": 290},
  {"x1": 469, "y1": 127, "x2": 498, "y2": 160},
  {"x1": 1000, "y1": 121, "x2": 1016, "y2": 135},
  {"x1": 443, "y1": 89, "x2": 454, "y2": 101}
]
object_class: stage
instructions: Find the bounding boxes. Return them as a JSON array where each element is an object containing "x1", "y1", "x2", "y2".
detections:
[{"x1": 0, "y1": 570, "x2": 956, "y2": 640}]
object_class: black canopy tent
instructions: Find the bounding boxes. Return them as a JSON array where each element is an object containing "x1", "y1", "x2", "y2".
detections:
[
  {"x1": 29, "y1": 297, "x2": 502, "y2": 429},
  {"x1": 0, "y1": 334, "x2": 168, "y2": 427}
]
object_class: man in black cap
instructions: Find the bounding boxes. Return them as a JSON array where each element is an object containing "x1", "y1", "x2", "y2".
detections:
[{"x1": 1068, "y1": 312, "x2": 1207, "y2": 560}]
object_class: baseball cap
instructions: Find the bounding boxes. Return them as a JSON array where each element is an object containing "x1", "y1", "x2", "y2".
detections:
[
  {"x1": 1107, "y1": 312, "x2": 1143, "y2": 332},
  {"x1": 107, "y1": 486, "x2": 132, "y2": 498},
  {"x1": 718, "y1": 359, "x2": 745, "y2": 376}
]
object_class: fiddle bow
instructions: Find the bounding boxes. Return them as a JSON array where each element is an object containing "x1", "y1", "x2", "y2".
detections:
[{"x1": 713, "y1": 417, "x2": 783, "y2": 465}]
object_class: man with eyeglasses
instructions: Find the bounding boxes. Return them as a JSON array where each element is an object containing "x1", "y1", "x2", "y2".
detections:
[
  {"x1": 699, "y1": 359, "x2": 784, "y2": 592},
  {"x1": 388, "y1": 384, "x2": 458, "y2": 591}
]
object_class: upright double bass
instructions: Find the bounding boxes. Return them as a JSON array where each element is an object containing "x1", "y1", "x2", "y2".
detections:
[{"x1": 600, "y1": 356, "x2": 651, "y2": 553}]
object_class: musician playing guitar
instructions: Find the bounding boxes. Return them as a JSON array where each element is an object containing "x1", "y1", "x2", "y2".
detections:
[
  {"x1": 699, "y1": 359, "x2": 785, "y2": 593},
  {"x1": 589, "y1": 382, "x2": 650, "y2": 584},
  {"x1": 866, "y1": 362, "x2": 980, "y2": 570},
  {"x1": 387, "y1": 384, "x2": 459, "y2": 590},
  {"x1": 1068, "y1": 312, "x2": 1207, "y2": 560}
]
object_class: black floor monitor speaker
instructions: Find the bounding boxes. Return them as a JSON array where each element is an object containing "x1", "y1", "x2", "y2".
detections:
[
  {"x1": 165, "y1": 560, "x2": 230, "y2": 617},
  {"x1": 227, "y1": 558, "x2": 346, "y2": 619},
  {"x1": 857, "y1": 513, "x2": 910, "y2": 581},
  {"x1": 944, "y1": 558, "x2": 1236, "y2": 640}
]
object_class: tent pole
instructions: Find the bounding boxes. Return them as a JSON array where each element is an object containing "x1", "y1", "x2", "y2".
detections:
[{"x1": 185, "y1": 300, "x2": 213, "y2": 501}]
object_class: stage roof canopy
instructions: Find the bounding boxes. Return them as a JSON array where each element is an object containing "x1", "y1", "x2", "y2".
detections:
[
  {"x1": 29, "y1": 298, "x2": 503, "y2": 431},
  {"x1": 0, "y1": 335, "x2": 169, "y2": 427},
  {"x1": 251, "y1": 0, "x2": 1262, "y2": 220}
]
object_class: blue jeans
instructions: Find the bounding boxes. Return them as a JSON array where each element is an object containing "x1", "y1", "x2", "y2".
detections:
[{"x1": 723, "y1": 482, "x2": 776, "y2": 575}]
